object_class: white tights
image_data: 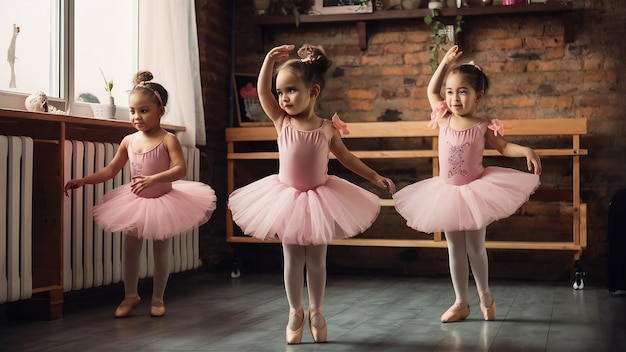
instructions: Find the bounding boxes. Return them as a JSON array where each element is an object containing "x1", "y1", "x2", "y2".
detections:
[
  {"x1": 122, "y1": 234, "x2": 172, "y2": 303},
  {"x1": 445, "y1": 228, "x2": 493, "y2": 308},
  {"x1": 282, "y1": 243, "x2": 327, "y2": 329}
]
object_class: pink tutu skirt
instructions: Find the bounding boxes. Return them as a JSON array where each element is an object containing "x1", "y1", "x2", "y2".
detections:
[
  {"x1": 93, "y1": 180, "x2": 217, "y2": 240},
  {"x1": 228, "y1": 175, "x2": 380, "y2": 246},
  {"x1": 393, "y1": 167, "x2": 539, "y2": 233}
]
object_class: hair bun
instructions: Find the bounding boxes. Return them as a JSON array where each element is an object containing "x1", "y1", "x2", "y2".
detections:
[
  {"x1": 297, "y1": 44, "x2": 322, "y2": 63},
  {"x1": 133, "y1": 70, "x2": 154, "y2": 85}
]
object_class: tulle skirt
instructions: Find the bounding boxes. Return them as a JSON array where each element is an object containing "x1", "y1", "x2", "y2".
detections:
[
  {"x1": 228, "y1": 175, "x2": 381, "y2": 246},
  {"x1": 93, "y1": 180, "x2": 217, "y2": 240},
  {"x1": 393, "y1": 167, "x2": 540, "y2": 233}
]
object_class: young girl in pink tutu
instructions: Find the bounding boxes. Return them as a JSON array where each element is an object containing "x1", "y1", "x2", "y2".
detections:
[
  {"x1": 228, "y1": 44, "x2": 395, "y2": 344},
  {"x1": 64, "y1": 71, "x2": 216, "y2": 318},
  {"x1": 393, "y1": 45, "x2": 541, "y2": 323}
]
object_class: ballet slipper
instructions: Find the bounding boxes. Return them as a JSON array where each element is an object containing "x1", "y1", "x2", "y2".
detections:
[
  {"x1": 150, "y1": 298, "x2": 166, "y2": 317},
  {"x1": 114, "y1": 295, "x2": 141, "y2": 318},
  {"x1": 479, "y1": 294, "x2": 496, "y2": 321},
  {"x1": 286, "y1": 308, "x2": 305, "y2": 345},
  {"x1": 309, "y1": 307, "x2": 327, "y2": 343},
  {"x1": 440, "y1": 304, "x2": 470, "y2": 323}
]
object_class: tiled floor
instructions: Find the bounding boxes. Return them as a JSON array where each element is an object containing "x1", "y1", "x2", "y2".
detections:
[{"x1": 1, "y1": 272, "x2": 625, "y2": 352}]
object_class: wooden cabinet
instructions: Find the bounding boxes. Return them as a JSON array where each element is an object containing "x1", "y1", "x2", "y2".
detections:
[
  {"x1": 0, "y1": 109, "x2": 183, "y2": 319},
  {"x1": 247, "y1": 2, "x2": 574, "y2": 50}
]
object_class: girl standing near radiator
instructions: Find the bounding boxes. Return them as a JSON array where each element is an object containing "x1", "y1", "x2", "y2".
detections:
[
  {"x1": 393, "y1": 45, "x2": 541, "y2": 323},
  {"x1": 64, "y1": 70, "x2": 216, "y2": 318},
  {"x1": 228, "y1": 44, "x2": 395, "y2": 344}
]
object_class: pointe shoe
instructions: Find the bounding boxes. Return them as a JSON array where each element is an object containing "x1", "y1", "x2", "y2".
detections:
[
  {"x1": 150, "y1": 298, "x2": 166, "y2": 317},
  {"x1": 480, "y1": 296, "x2": 496, "y2": 321},
  {"x1": 114, "y1": 296, "x2": 141, "y2": 318},
  {"x1": 286, "y1": 308, "x2": 305, "y2": 345},
  {"x1": 309, "y1": 308, "x2": 327, "y2": 343},
  {"x1": 440, "y1": 304, "x2": 470, "y2": 323}
]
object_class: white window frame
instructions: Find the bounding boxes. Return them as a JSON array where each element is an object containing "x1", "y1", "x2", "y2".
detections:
[{"x1": 0, "y1": 0, "x2": 138, "y2": 119}]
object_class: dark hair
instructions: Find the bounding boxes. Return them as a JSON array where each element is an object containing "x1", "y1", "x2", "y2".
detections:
[
  {"x1": 276, "y1": 44, "x2": 332, "y2": 90},
  {"x1": 131, "y1": 70, "x2": 169, "y2": 106},
  {"x1": 450, "y1": 63, "x2": 489, "y2": 94}
]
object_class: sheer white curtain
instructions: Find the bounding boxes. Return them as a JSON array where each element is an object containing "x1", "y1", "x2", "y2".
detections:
[{"x1": 138, "y1": 0, "x2": 205, "y2": 146}]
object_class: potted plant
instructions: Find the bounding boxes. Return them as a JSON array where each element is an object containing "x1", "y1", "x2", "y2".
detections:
[
  {"x1": 253, "y1": 0, "x2": 272, "y2": 14},
  {"x1": 100, "y1": 67, "x2": 114, "y2": 105},
  {"x1": 423, "y1": 10, "x2": 462, "y2": 72},
  {"x1": 92, "y1": 67, "x2": 116, "y2": 119}
]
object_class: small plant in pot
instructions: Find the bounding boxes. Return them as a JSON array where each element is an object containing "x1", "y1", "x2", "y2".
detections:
[
  {"x1": 99, "y1": 67, "x2": 114, "y2": 105},
  {"x1": 92, "y1": 67, "x2": 116, "y2": 119}
]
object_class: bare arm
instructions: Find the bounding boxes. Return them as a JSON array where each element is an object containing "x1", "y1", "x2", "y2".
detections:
[
  {"x1": 258, "y1": 45, "x2": 295, "y2": 132},
  {"x1": 329, "y1": 131, "x2": 396, "y2": 194},
  {"x1": 427, "y1": 45, "x2": 462, "y2": 111},
  {"x1": 486, "y1": 132, "x2": 542, "y2": 175},
  {"x1": 63, "y1": 136, "x2": 130, "y2": 196}
]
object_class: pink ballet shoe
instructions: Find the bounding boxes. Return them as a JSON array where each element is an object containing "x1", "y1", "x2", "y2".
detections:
[
  {"x1": 286, "y1": 308, "x2": 305, "y2": 345},
  {"x1": 480, "y1": 295, "x2": 496, "y2": 321},
  {"x1": 440, "y1": 304, "x2": 470, "y2": 323},
  {"x1": 114, "y1": 295, "x2": 141, "y2": 318},
  {"x1": 309, "y1": 307, "x2": 327, "y2": 343},
  {"x1": 150, "y1": 298, "x2": 166, "y2": 317}
]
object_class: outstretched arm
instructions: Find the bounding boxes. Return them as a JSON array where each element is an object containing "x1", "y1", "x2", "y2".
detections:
[
  {"x1": 486, "y1": 133, "x2": 542, "y2": 175},
  {"x1": 329, "y1": 131, "x2": 396, "y2": 194},
  {"x1": 427, "y1": 45, "x2": 462, "y2": 111},
  {"x1": 258, "y1": 45, "x2": 295, "y2": 127},
  {"x1": 63, "y1": 136, "x2": 130, "y2": 196}
]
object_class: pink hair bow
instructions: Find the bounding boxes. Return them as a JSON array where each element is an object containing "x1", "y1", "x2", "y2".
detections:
[
  {"x1": 488, "y1": 119, "x2": 504, "y2": 136},
  {"x1": 429, "y1": 101, "x2": 451, "y2": 129},
  {"x1": 331, "y1": 113, "x2": 350, "y2": 136},
  {"x1": 466, "y1": 60, "x2": 482, "y2": 71}
]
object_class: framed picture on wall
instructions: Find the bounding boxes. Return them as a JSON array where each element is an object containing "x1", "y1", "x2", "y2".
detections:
[
  {"x1": 312, "y1": 0, "x2": 373, "y2": 15},
  {"x1": 232, "y1": 73, "x2": 273, "y2": 127}
]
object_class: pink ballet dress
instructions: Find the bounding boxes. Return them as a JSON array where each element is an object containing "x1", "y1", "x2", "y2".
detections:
[
  {"x1": 228, "y1": 116, "x2": 380, "y2": 246},
  {"x1": 393, "y1": 102, "x2": 540, "y2": 233},
  {"x1": 93, "y1": 133, "x2": 217, "y2": 240}
]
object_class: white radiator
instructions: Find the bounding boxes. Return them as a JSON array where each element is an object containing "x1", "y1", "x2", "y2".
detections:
[
  {"x1": 0, "y1": 135, "x2": 33, "y2": 304},
  {"x1": 63, "y1": 140, "x2": 202, "y2": 292}
]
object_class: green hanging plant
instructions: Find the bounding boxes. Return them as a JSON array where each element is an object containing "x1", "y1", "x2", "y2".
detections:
[
  {"x1": 277, "y1": 0, "x2": 302, "y2": 27},
  {"x1": 424, "y1": 10, "x2": 463, "y2": 72}
]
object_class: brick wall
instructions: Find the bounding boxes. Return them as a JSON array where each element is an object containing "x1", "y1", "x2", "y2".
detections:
[
  {"x1": 195, "y1": 0, "x2": 232, "y2": 268},
  {"x1": 198, "y1": 0, "x2": 626, "y2": 281}
]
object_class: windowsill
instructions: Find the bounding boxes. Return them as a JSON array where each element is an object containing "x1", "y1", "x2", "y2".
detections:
[
  {"x1": 0, "y1": 92, "x2": 129, "y2": 120},
  {"x1": 0, "y1": 108, "x2": 185, "y2": 132}
]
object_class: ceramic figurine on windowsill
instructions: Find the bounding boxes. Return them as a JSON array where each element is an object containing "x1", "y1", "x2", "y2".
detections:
[{"x1": 24, "y1": 90, "x2": 66, "y2": 114}]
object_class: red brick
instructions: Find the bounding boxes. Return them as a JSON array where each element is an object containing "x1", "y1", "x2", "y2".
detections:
[
  {"x1": 349, "y1": 100, "x2": 374, "y2": 111},
  {"x1": 524, "y1": 36, "x2": 562, "y2": 49},
  {"x1": 540, "y1": 97, "x2": 573, "y2": 109},
  {"x1": 362, "y1": 54, "x2": 404, "y2": 66},
  {"x1": 345, "y1": 89, "x2": 377, "y2": 100},
  {"x1": 493, "y1": 38, "x2": 523, "y2": 51}
]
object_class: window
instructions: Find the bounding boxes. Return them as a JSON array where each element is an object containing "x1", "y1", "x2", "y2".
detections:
[
  {"x1": 74, "y1": 0, "x2": 138, "y2": 107},
  {"x1": 0, "y1": 0, "x2": 138, "y2": 116},
  {"x1": 1, "y1": 1, "x2": 205, "y2": 145},
  {"x1": 0, "y1": 0, "x2": 61, "y2": 99}
]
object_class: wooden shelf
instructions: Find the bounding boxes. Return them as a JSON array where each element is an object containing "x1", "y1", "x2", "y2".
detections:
[{"x1": 248, "y1": 2, "x2": 574, "y2": 50}]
